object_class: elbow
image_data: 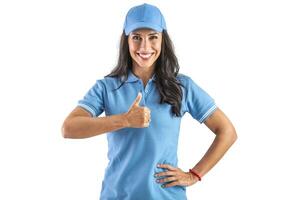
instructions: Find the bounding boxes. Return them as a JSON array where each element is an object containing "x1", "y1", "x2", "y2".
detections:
[
  {"x1": 228, "y1": 127, "x2": 238, "y2": 145},
  {"x1": 61, "y1": 120, "x2": 74, "y2": 139},
  {"x1": 217, "y1": 126, "x2": 238, "y2": 145},
  {"x1": 231, "y1": 130, "x2": 238, "y2": 144}
]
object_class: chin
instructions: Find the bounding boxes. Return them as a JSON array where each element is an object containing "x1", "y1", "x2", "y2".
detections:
[
  {"x1": 134, "y1": 58, "x2": 155, "y2": 68},
  {"x1": 137, "y1": 63, "x2": 155, "y2": 69}
]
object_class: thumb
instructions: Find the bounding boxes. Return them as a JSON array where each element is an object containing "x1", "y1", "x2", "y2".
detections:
[{"x1": 132, "y1": 92, "x2": 142, "y2": 107}]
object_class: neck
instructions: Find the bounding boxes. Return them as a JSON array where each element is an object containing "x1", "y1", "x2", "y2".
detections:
[{"x1": 132, "y1": 65, "x2": 155, "y2": 84}]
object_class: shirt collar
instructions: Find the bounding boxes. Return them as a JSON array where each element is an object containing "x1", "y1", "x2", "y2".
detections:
[{"x1": 125, "y1": 68, "x2": 156, "y2": 83}]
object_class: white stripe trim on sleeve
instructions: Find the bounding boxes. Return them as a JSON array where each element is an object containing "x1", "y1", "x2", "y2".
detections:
[
  {"x1": 78, "y1": 103, "x2": 96, "y2": 117},
  {"x1": 199, "y1": 104, "x2": 217, "y2": 123}
]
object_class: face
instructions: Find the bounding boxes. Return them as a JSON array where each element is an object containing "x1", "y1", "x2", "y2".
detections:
[{"x1": 128, "y1": 28, "x2": 162, "y2": 70}]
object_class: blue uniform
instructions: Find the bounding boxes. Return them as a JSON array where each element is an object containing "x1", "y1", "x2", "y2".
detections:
[{"x1": 78, "y1": 69, "x2": 217, "y2": 200}]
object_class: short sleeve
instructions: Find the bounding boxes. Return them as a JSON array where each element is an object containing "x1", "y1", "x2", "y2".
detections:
[
  {"x1": 184, "y1": 76, "x2": 217, "y2": 123},
  {"x1": 77, "y1": 80, "x2": 105, "y2": 117}
]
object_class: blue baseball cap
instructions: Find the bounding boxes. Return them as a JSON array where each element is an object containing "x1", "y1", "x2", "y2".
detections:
[{"x1": 123, "y1": 3, "x2": 167, "y2": 35}]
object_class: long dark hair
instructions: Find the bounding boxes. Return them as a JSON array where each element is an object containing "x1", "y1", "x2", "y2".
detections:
[{"x1": 105, "y1": 30, "x2": 183, "y2": 117}]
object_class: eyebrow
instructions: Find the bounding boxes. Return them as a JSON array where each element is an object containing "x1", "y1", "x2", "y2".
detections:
[{"x1": 131, "y1": 32, "x2": 159, "y2": 36}]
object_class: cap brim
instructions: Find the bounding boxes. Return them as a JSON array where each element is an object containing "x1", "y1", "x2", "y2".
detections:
[{"x1": 124, "y1": 22, "x2": 163, "y2": 35}]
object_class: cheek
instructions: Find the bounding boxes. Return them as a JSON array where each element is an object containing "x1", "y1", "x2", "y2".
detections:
[
  {"x1": 128, "y1": 40, "x2": 137, "y2": 52},
  {"x1": 153, "y1": 41, "x2": 162, "y2": 54},
  {"x1": 154, "y1": 45, "x2": 162, "y2": 56},
  {"x1": 128, "y1": 45, "x2": 138, "y2": 57}
]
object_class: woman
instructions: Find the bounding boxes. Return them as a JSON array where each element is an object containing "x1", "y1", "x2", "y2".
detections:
[{"x1": 62, "y1": 3, "x2": 237, "y2": 200}]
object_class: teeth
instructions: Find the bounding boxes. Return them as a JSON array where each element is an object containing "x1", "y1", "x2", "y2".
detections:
[{"x1": 138, "y1": 53, "x2": 152, "y2": 59}]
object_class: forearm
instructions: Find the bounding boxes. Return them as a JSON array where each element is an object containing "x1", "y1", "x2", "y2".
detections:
[
  {"x1": 62, "y1": 113, "x2": 128, "y2": 139},
  {"x1": 192, "y1": 130, "x2": 237, "y2": 178}
]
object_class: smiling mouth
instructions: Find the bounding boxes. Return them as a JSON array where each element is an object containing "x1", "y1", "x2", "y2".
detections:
[{"x1": 137, "y1": 53, "x2": 154, "y2": 59}]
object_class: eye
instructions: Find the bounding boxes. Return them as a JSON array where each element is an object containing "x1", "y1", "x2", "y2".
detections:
[
  {"x1": 132, "y1": 35, "x2": 141, "y2": 41},
  {"x1": 149, "y1": 35, "x2": 158, "y2": 40}
]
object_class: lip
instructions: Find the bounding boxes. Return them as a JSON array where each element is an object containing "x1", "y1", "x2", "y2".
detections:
[{"x1": 137, "y1": 52, "x2": 154, "y2": 60}]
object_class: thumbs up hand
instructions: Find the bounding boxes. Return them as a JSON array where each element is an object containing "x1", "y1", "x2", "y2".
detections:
[{"x1": 125, "y1": 92, "x2": 151, "y2": 128}]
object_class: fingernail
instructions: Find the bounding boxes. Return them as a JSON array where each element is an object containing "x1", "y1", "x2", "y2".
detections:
[{"x1": 157, "y1": 164, "x2": 160, "y2": 167}]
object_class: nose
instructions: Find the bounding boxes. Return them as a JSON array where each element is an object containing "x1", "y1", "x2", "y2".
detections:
[{"x1": 140, "y1": 38, "x2": 151, "y2": 51}]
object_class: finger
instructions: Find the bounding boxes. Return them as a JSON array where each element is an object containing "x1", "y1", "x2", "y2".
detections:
[
  {"x1": 144, "y1": 121, "x2": 150, "y2": 127},
  {"x1": 155, "y1": 171, "x2": 176, "y2": 178},
  {"x1": 157, "y1": 164, "x2": 177, "y2": 171},
  {"x1": 162, "y1": 181, "x2": 180, "y2": 188},
  {"x1": 144, "y1": 107, "x2": 151, "y2": 114},
  {"x1": 133, "y1": 92, "x2": 142, "y2": 106},
  {"x1": 156, "y1": 176, "x2": 177, "y2": 184},
  {"x1": 144, "y1": 113, "x2": 151, "y2": 121}
]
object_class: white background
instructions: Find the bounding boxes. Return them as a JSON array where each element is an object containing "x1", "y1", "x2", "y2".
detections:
[{"x1": 1, "y1": 0, "x2": 299, "y2": 199}]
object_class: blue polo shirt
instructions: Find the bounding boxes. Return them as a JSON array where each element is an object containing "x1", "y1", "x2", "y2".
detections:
[{"x1": 78, "y1": 69, "x2": 217, "y2": 200}]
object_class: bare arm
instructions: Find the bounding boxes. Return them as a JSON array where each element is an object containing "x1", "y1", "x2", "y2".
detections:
[
  {"x1": 61, "y1": 107, "x2": 129, "y2": 139},
  {"x1": 191, "y1": 108, "x2": 237, "y2": 178},
  {"x1": 61, "y1": 92, "x2": 150, "y2": 139}
]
